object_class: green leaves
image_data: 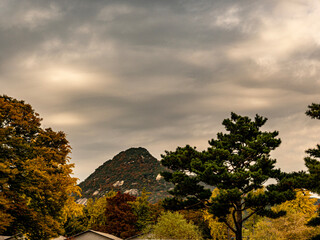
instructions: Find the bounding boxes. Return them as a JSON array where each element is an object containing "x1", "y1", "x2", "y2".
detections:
[
  {"x1": 161, "y1": 112, "x2": 296, "y2": 240},
  {"x1": 161, "y1": 145, "x2": 199, "y2": 172},
  {"x1": 306, "y1": 103, "x2": 320, "y2": 119},
  {"x1": 150, "y1": 211, "x2": 203, "y2": 240},
  {"x1": 303, "y1": 102, "x2": 320, "y2": 240}
]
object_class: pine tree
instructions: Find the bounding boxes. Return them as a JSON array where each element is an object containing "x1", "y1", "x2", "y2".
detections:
[
  {"x1": 304, "y1": 103, "x2": 320, "y2": 239},
  {"x1": 161, "y1": 112, "x2": 296, "y2": 240}
]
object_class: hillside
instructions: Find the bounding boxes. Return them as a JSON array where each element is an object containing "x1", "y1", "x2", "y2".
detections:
[{"x1": 77, "y1": 147, "x2": 173, "y2": 203}]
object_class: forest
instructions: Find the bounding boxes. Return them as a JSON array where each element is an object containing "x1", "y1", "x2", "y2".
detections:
[{"x1": 1, "y1": 95, "x2": 320, "y2": 240}]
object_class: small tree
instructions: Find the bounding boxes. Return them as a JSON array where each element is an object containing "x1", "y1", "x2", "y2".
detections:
[
  {"x1": 180, "y1": 210, "x2": 211, "y2": 239},
  {"x1": 161, "y1": 112, "x2": 296, "y2": 240},
  {"x1": 86, "y1": 190, "x2": 117, "y2": 229},
  {"x1": 149, "y1": 211, "x2": 202, "y2": 240},
  {"x1": 92, "y1": 192, "x2": 138, "y2": 239},
  {"x1": 129, "y1": 188, "x2": 154, "y2": 231}
]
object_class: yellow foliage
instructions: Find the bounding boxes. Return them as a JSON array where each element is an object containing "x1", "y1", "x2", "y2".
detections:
[
  {"x1": 149, "y1": 211, "x2": 203, "y2": 240},
  {"x1": 203, "y1": 188, "x2": 235, "y2": 239},
  {"x1": 0, "y1": 96, "x2": 80, "y2": 239},
  {"x1": 249, "y1": 189, "x2": 320, "y2": 240},
  {"x1": 87, "y1": 190, "x2": 117, "y2": 228},
  {"x1": 203, "y1": 209, "x2": 234, "y2": 240},
  {"x1": 272, "y1": 189, "x2": 317, "y2": 217},
  {"x1": 250, "y1": 211, "x2": 320, "y2": 240},
  {"x1": 60, "y1": 197, "x2": 84, "y2": 224}
]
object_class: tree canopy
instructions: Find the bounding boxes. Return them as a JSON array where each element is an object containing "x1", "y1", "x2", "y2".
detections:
[
  {"x1": 149, "y1": 211, "x2": 203, "y2": 240},
  {"x1": 0, "y1": 95, "x2": 80, "y2": 239},
  {"x1": 91, "y1": 191, "x2": 139, "y2": 239},
  {"x1": 249, "y1": 189, "x2": 320, "y2": 240},
  {"x1": 305, "y1": 103, "x2": 320, "y2": 193},
  {"x1": 129, "y1": 188, "x2": 154, "y2": 231},
  {"x1": 304, "y1": 103, "x2": 320, "y2": 239},
  {"x1": 161, "y1": 112, "x2": 296, "y2": 240}
]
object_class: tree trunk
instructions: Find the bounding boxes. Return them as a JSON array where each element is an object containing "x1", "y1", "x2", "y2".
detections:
[
  {"x1": 235, "y1": 229, "x2": 242, "y2": 240},
  {"x1": 235, "y1": 204, "x2": 243, "y2": 240}
]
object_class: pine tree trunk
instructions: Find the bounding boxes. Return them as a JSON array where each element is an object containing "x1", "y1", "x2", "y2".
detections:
[
  {"x1": 235, "y1": 204, "x2": 243, "y2": 240},
  {"x1": 235, "y1": 230, "x2": 242, "y2": 240}
]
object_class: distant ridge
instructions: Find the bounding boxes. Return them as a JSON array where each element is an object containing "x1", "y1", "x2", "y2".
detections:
[{"x1": 77, "y1": 147, "x2": 172, "y2": 203}]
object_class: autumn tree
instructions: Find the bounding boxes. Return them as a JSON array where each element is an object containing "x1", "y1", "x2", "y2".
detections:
[
  {"x1": 179, "y1": 209, "x2": 211, "y2": 239},
  {"x1": 0, "y1": 95, "x2": 80, "y2": 240},
  {"x1": 129, "y1": 188, "x2": 154, "y2": 231},
  {"x1": 86, "y1": 190, "x2": 117, "y2": 229},
  {"x1": 148, "y1": 211, "x2": 203, "y2": 240},
  {"x1": 66, "y1": 190, "x2": 162, "y2": 238},
  {"x1": 92, "y1": 192, "x2": 139, "y2": 239},
  {"x1": 161, "y1": 112, "x2": 296, "y2": 240},
  {"x1": 63, "y1": 191, "x2": 117, "y2": 238},
  {"x1": 249, "y1": 189, "x2": 320, "y2": 240},
  {"x1": 63, "y1": 214, "x2": 88, "y2": 238}
]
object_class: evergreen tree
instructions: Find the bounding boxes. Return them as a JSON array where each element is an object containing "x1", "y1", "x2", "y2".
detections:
[
  {"x1": 161, "y1": 112, "x2": 296, "y2": 240},
  {"x1": 304, "y1": 103, "x2": 320, "y2": 239}
]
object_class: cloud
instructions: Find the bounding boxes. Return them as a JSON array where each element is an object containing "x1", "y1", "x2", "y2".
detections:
[
  {"x1": 44, "y1": 112, "x2": 89, "y2": 127},
  {"x1": 1, "y1": 0, "x2": 320, "y2": 181},
  {"x1": 0, "y1": 0, "x2": 62, "y2": 29}
]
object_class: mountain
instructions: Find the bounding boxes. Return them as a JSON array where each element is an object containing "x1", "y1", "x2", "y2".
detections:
[{"x1": 77, "y1": 147, "x2": 173, "y2": 203}]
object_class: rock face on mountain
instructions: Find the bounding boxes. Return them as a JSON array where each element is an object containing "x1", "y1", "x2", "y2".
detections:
[{"x1": 78, "y1": 147, "x2": 172, "y2": 203}]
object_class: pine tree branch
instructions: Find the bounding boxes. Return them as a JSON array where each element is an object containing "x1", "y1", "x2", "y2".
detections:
[
  {"x1": 222, "y1": 219, "x2": 236, "y2": 234},
  {"x1": 242, "y1": 209, "x2": 259, "y2": 223},
  {"x1": 231, "y1": 208, "x2": 237, "y2": 231}
]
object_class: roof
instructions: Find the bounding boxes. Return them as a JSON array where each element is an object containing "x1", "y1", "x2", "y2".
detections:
[
  {"x1": 3, "y1": 235, "x2": 64, "y2": 240},
  {"x1": 53, "y1": 237, "x2": 65, "y2": 240},
  {"x1": 66, "y1": 230, "x2": 122, "y2": 240},
  {"x1": 5, "y1": 234, "x2": 24, "y2": 239},
  {"x1": 125, "y1": 232, "x2": 151, "y2": 240},
  {"x1": 0, "y1": 236, "x2": 10, "y2": 240}
]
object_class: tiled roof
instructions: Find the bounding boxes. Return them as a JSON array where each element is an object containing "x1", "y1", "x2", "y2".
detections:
[{"x1": 66, "y1": 229, "x2": 122, "y2": 240}]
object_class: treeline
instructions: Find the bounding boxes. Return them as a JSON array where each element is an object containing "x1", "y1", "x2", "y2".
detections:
[
  {"x1": 64, "y1": 188, "x2": 320, "y2": 239},
  {"x1": 1, "y1": 95, "x2": 320, "y2": 240},
  {"x1": 63, "y1": 189, "x2": 208, "y2": 239}
]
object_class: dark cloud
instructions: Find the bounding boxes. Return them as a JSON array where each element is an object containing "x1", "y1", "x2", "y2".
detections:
[{"x1": 1, "y1": 0, "x2": 320, "y2": 181}]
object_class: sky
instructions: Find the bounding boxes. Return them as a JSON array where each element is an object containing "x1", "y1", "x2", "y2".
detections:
[{"x1": 1, "y1": 0, "x2": 320, "y2": 182}]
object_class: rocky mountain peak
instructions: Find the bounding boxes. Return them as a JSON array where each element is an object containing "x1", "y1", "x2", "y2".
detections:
[{"x1": 77, "y1": 147, "x2": 172, "y2": 203}]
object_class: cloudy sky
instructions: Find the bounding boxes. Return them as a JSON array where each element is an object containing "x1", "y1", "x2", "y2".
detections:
[{"x1": 1, "y1": 0, "x2": 320, "y2": 182}]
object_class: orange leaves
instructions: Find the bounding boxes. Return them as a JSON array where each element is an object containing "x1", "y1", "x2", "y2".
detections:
[{"x1": 0, "y1": 95, "x2": 79, "y2": 239}]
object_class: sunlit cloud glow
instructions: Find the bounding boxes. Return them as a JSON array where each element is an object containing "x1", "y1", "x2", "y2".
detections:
[{"x1": 1, "y1": 0, "x2": 320, "y2": 181}]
